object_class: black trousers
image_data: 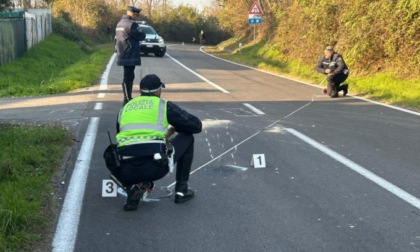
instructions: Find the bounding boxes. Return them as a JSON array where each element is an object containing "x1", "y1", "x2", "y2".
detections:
[
  {"x1": 122, "y1": 66, "x2": 135, "y2": 100},
  {"x1": 327, "y1": 72, "x2": 348, "y2": 95},
  {"x1": 116, "y1": 133, "x2": 195, "y2": 186}
]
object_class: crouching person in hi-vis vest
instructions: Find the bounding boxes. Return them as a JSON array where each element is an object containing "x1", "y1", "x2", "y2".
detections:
[{"x1": 114, "y1": 74, "x2": 202, "y2": 211}]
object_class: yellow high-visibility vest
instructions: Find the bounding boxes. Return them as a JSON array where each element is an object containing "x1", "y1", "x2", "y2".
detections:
[{"x1": 116, "y1": 96, "x2": 168, "y2": 147}]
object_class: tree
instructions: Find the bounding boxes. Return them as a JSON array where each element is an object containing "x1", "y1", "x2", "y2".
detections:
[{"x1": 0, "y1": 0, "x2": 12, "y2": 11}]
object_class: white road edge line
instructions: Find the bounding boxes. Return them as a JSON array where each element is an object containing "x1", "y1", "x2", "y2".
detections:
[
  {"x1": 52, "y1": 117, "x2": 100, "y2": 252},
  {"x1": 52, "y1": 53, "x2": 115, "y2": 251},
  {"x1": 200, "y1": 47, "x2": 420, "y2": 117},
  {"x1": 94, "y1": 103, "x2": 103, "y2": 110},
  {"x1": 166, "y1": 52, "x2": 230, "y2": 94},
  {"x1": 286, "y1": 128, "x2": 420, "y2": 210},
  {"x1": 243, "y1": 103, "x2": 265, "y2": 115},
  {"x1": 99, "y1": 53, "x2": 116, "y2": 91}
]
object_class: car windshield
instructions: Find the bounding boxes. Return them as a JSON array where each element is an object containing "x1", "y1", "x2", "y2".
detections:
[{"x1": 141, "y1": 26, "x2": 156, "y2": 35}]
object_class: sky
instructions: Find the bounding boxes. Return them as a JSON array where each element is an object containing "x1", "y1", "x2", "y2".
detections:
[{"x1": 170, "y1": 0, "x2": 214, "y2": 11}]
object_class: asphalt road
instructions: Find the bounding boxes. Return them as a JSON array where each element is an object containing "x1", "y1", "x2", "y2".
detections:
[{"x1": 2, "y1": 44, "x2": 419, "y2": 251}]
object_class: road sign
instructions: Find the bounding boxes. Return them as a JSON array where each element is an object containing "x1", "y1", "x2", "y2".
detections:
[
  {"x1": 248, "y1": 14, "x2": 262, "y2": 19},
  {"x1": 248, "y1": 1, "x2": 263, "y2": 42},
  {"x1": 248, "y1": 1, "x2": 262, "y2": 25},
  {"x1": 248, "y1": 1, "x2": 263, "y2": 15},
  {"x1": 248, "y1": 18, "x2": 262, "y2": 24}
]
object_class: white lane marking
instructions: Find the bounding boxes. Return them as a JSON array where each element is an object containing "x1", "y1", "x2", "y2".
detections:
[
  {"x1": 94, "y1": 103, "x2": 103, "y2": 110},
  {"x1": 243, "y1": 103, "x2": 265, "y2": 115},
  {"x1": 286, "y1": 128, "x2": 420, "y2": 210},
  {"x1": 52, "y1": 117, "x2": 100, "y2": 252},
  {"x1": 49, "y1": 109, "x2": 74, "y2": 114},
  {"x1": 165, "y1": 52, "x2": 229, "y2": 93},
  {"x1": 99, "y1": 53, "x2": 116, "y2": 91},
  {"x1": 97, "y1": 93, "x2": 105, "y2": 98},
  {"x1": 350, "y1": 96, "x2": 420, "y2": 117},
  {"x1": 200, "y1": 48, "x2": 420, "y2": 117}
]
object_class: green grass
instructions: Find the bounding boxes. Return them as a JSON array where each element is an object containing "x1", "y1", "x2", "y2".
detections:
[
  {"x1": 0, "y1": 123, "x2": 72, "y2": 251},
  {"x1": 206, "y1": 39, "x2": 420, "y2": 111},
  {"x1": 0, "y1": 34, "x2": 113, "y2": 97},
  {"x1": 0, "y1": 32, "x2": 113, "y2": 250},
  {"x1": 349, "y1": 74, "x2": 420, "y2": 108}
]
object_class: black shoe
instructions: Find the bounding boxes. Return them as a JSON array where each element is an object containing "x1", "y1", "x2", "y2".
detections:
[
  {"x1": 174, "y1": 189, "x2": 195, "y2": 204},
  {"x1": 330, "y1": 93, "x2": 339, "y2": 98},
  {"x1": 123, "y1": 98, "x2": 131, "y2": 106},
  {"x1": 124, "y1": 184, "x2": 145, "y2": 211},
  {"x1": 342, "y1": 84, "x2": 348, "y2": 96},
  {"x1": 330, "y1": 86, "x2": 338, "y2": 98}
]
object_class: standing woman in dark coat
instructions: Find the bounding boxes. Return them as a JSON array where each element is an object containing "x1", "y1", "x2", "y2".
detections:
[{"x1": 115, "y1": 6, "x2": 146, "y2": 104}]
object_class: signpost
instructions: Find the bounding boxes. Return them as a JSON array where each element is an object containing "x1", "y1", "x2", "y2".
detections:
[{"x1": 248, "y1": 1, "x2": 263, "y2": 42}]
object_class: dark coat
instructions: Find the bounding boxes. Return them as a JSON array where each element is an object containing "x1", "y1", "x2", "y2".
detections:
[
  {"x1": 316, "y1": 52, "x2": 349, "y2": 76},
  {"x1": 115, "y1": 15, "x2": 146, "y2": 66}
]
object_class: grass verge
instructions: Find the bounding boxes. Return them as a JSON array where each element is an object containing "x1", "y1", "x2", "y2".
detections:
[
  {"x1": 0, "y1": 32, "x2": 112, "y2": 250},
  {"x1": 0, "y1": 123, "x2": 72, "y2": 251},
  {"x1": 206, "y1": 39, "x2": 420, "y2": 111},
  {"x1": 0, "y1": 34, "x2": 114, "y2": 97}
]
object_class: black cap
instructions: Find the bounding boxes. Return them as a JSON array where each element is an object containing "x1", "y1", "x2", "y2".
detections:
[
  {"x1": 127, "y1": 6, "x2": 141, "y2": 14},
  {"x1": 140, "y1": 74, "x2": 165, "y2": 93}
]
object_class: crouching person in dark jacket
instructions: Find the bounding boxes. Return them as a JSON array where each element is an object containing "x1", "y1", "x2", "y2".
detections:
[
  {"x1": 316, "y1": 46, "x2": 349, "y2": 98},
  {"x1": 106, "y1": 74, "x2": 202, "y2": 211}
]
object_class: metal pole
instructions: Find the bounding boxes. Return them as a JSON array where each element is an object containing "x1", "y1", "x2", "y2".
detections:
[{"x1": 254, "y1": 24, "x2": 255, "y2": 43}]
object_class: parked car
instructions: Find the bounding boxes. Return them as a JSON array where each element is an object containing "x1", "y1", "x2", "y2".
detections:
[
  {"x1": 114, "y1": 21, "x2": 166, "y2": 57},
  {"x1": 136, "y1": 21, "x2": 166, "y2": 57}
]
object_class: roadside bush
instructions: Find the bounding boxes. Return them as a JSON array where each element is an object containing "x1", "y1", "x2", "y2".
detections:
[
  {"x1": 52, "y1": 18, "x2": 82, "y2": 42},
  {"x1": 217, "y1": 0, "x2": 419, "y2": 78}
]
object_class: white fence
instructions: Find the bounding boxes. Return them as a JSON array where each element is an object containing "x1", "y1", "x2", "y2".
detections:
[
  {"x1": 25, "y1": 9, "x2": 52, "y2": 50},
  {"x1": 0, "y1": 8, "x2": 52, "y2": 66}
]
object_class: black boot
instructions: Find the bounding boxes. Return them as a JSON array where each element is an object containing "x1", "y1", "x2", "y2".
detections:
[
  {"x1": 122, "y1": 82, "x2": 133, "y2": 104},
  {"x1": 175, "y1": 182, "x2": 194, "y2": 204},
  {"x1": 124, "y1": 183, "x2": 146, "y2": 211},
  {"x1": 330, "y1": 84, "x2": 339, "y2": 98},
  {"x1": 342, "y1": 84, "x2": 348, "y2": 96},
  {"x1": 174, "y1": 146, "x2": 195, "y2": 204}
]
